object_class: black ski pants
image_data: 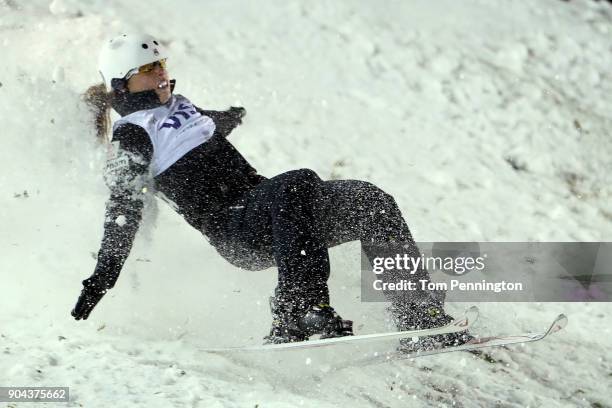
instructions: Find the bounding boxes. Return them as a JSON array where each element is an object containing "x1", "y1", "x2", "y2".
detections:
[{"x1": 214, "y1": 169, "x2": 443, "y2": 311}]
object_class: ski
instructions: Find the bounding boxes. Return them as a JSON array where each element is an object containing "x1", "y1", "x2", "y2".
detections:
[
  {"x1": 354, "y1": 313, "x2": 568, "y2": 366},
  {"x1": 201, "y1": 306, "x2": 478, "y2": 353}
]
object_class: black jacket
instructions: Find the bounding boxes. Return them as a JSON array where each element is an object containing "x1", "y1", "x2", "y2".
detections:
[{"x1": 90, "y1": 83, "x2": 265, "y2": 290}]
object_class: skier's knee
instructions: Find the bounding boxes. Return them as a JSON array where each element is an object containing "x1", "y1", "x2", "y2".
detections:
[
  {"x1": 281, "y1": 168, "x2": 322, "y2": 193},
  {"x1": 288, "y1": 168, "x2": 321, "y2": 185}
]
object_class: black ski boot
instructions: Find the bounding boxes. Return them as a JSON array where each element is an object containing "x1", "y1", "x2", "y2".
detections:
[
  {"x1": 263, "y1": 297, "x2": 353, "y2": 344},
  {"x1": 389, "y1": 302, "x2": 473, "y2": 353},
  {"x1": 299, "y1": 303, "x2": 354, "y2": 339},
  {"x1": 263, "y1": 296, "x2": 308, "y2": 344}
]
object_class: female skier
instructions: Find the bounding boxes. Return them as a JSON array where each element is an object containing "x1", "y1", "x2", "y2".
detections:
[{"x1": 73, "y1": 33, "x2": 470, "y2": 349}]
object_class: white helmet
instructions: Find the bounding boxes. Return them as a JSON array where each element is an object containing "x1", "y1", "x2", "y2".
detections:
[{"x1": 98, "y1": 33, "x2": 169, "y2": 91}]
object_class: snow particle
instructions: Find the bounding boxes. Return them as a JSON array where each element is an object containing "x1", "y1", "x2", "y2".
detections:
[
  {"x1": 52, "y1": 66, "x2": 65, "y2": 83},
  {"x1": 305, "y1": 357, "x2": 312, "y2": 365},
  {"x1": 49, "y1": 0, "x2": 82, "y2": 17},
  {"x1": 300, "y1": 249, "x2": 306, "y2": 256},
  {"x1": 115, "y1": 215, "x2": 127, "y2": 226}
]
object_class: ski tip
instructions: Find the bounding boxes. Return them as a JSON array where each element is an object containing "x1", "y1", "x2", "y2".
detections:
[
  {"x1": 466, "y1": 305, "x2": 479, "y2": 315},
  {"x1": 465, "y1": 305, "x2": 479, "y2": 323},
  {"x1": 453, "y1": 306, "x2": 479, "y2": 329},
  {"x1": 549, "y1": 314, "x2": 568, "y2": 334}
]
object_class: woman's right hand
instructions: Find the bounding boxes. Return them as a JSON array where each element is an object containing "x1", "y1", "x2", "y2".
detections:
[{"x1": 71, "y1": 277, "x2": 109, "y2": 320}]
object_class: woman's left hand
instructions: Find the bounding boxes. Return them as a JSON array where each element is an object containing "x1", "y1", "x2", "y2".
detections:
[
  {"x1": 71, "y1": 278, "x2": 109, "y2": 320},
  {"x1": 228, "y1": 106, "x2": 246, "y2": 124}
]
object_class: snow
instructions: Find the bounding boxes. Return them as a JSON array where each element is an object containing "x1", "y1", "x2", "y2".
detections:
[{"x1": 1, "y1": 0, "x2": 611, "y2": 406}]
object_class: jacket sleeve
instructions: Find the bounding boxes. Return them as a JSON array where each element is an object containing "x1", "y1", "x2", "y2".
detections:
[
  {"x1": 197, "y1": 106, "x2": 267, "y2": 184},
  {"x1": 196, "y1": 106, "x2": 246, "y2": 138},
  {"x1": 86, "y1": 123, "x2": 154, "y2": 290}
]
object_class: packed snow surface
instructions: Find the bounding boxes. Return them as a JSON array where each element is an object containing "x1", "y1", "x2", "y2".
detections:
[{"x1": 1, "y1": 0, "x2": 611, "y2": 406}]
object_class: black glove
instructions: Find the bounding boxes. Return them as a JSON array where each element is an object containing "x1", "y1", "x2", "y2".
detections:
[
  {"x1": 71, "y1": 277, "x2": 109, "y2": 320},
  {"x1": 227, "y1": 106, "x2": 246, "y2": 125}
]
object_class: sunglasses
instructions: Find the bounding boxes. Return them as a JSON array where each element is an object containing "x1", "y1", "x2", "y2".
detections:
[{"x1": 125, "y1": 59, "x2": 167, "y2": 80}]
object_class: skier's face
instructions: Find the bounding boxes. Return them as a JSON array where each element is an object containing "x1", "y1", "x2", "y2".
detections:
[{"x1": 126, "y1": 60, "x2": 171, "y2": 103}]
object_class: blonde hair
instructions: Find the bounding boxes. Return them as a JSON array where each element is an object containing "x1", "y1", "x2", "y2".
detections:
[{"x1": 83, "y1": 83, "x2": 112, "y2": 143}]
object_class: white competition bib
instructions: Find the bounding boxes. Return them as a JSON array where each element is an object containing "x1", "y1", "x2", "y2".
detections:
[{"x1": 113, "y1": 94, "x2": 216, "y2": 176}]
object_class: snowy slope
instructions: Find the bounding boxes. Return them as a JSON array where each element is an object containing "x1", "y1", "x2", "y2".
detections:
[{"x1": 1, "y1": 0, "x2": 611, "y2": 406}]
